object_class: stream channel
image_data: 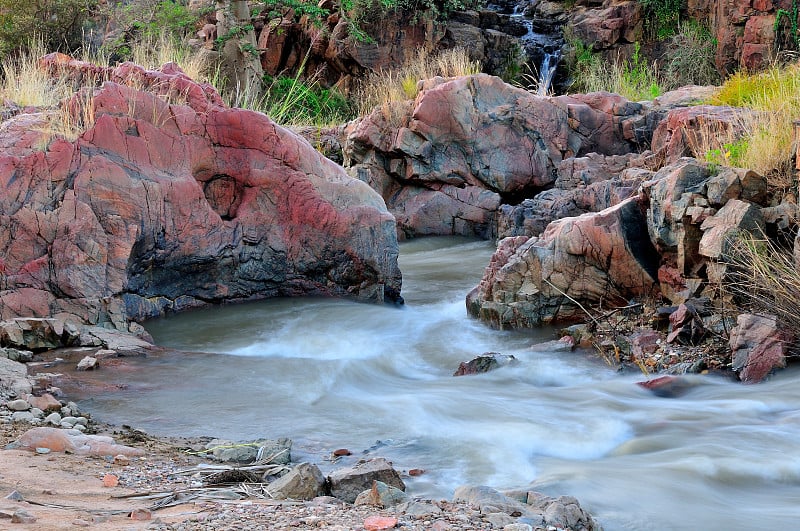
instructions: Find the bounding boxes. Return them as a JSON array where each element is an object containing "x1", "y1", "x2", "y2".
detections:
[{"x1": 71, "y1": 237, "x2": 800, "y2": 530}]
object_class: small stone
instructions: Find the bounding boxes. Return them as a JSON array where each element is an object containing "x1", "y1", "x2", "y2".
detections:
[
  {"x1": 73, "y1": 423, "x2": 86, "y2": 432},
  {"x1": 364, "y1": 515, "x2": 398, "y2": 530},
  {"x1": 61, "y1": 416, "x2": 79, "y2": 427},
  {"x1": 102, "y1": 474, "x2": 119, "y2": 487},
  {"x1": 35, "y1": 447, "x2": 51, "y2": 455},
  {"x1": 5, "y1": 490, "x2": 23, "y2": 501},
  {"x1": 7, "y1": 399, "x2": 30, "y2": 411},
  {"x1": 11, "y1": 411, "x2": 35, "y2": 423},
  {"x1": 113, "y1": 454, "x2": 130, "y2": 466},
  {"x1": 504, "y1": 524, "x2": 533, "y2": 531},
  {"x1": 333, "y1": 448, "x2": 351, "y2": 456},
  {"x1": 29, "y1": 407, "x2": 44, "y2": 419},
  {"x1": 44, "y1": 412, "x2": 62, "y2": 425},
  {"x1": 76, "y1": 356, "x2": 98, "y2": 371},
  {"x1": 72, "y1": 519, "x2": 91, "y2": 527},
  {"x1": 409, "y1": 468, "x2": 425, "y2": 476},
  {"x1": 130, "y1": 508, "x2": 151, "y2": 521},
  {"x1": 11, "y1": 509, "x2": 36, "y2": 524}
]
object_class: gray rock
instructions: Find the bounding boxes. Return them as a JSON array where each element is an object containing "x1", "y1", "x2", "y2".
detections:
[
  {"x1": 454, "y1": 485, "x2": 535, "y2": 516},
  {"x1": 29, "y1": 408, "x2": 44, "y2": 418},
  {"x1": 11, "y1": 411, "x2": 35, "y2": 423},
  {"x1": 397, "y1": 500, "x2": 442, "y2": 516},
  {"x1": 11, "y1": 509, "x2": 36, "y2": 524},
  {"x1": 0, "y1": 347, "x2": 33, "y2": 362},
  {"x1": 7, "y1": 399, "x2": 30, "y2": 411},
  {"x1": 35, "y1": 447, "x2": 51, "y2": 454},
  {"x1": 354, "y1": 480, "x2": 409, "y2": 507},
  {"x1": 61, "y1": 416, "x2": 80, "y2": 427},
  {"x1": 76, "y1": 356, "x2": 99, "y2": 371},
  {"x1": 44, "y1": 412, "x2": 62, "y2": 425},
  {"x1": 485, "y1": 513, "x2": 515, "y2": 527},
  {"x1": 266, "y1": 463, "x2": 326, "y2": 500},
  {"x1": 328, "y1": 458, "x2": 405, "y2": 503},
  {"x1": 504, "y1": 524, "x2": 533, "y2": 531}
]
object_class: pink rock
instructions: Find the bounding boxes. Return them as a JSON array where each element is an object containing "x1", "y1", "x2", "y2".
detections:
[
  {"x1": 0, "y1": 57, "x2": 401, "y2": 339},
  {"x1": 637, "y1": 375, "x2": 694, "y2": 398},
  {"x1": 364, "y1": 515, "x2": 398, "y2": 530},
  {"x1": 729, "y1": 314, "x2": 790, "y2": 383},
  {"x1": 13, "y1": 427, "x2": 145, "y2": 456},
  {"x1": 102, "y1": 474, "x2": 119, "y2": 487},
  {"x1": 25, "y1": 393, "x2": 61, "y2": 412}
]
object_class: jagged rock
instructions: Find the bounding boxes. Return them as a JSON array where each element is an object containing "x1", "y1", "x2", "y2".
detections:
[
  {"x1": 729, "y1": 314, "x2": 790, "y2": 383},
  {"x1": 266, "y1": 463, "x2": 326, "y2": 500},
  {"x1": 354, "y1": 480, "x2": 409, "y2": 507},
  {"x1": 454, "y1": 485, "x2": 538, "y2": 519},
  {"x1": 698, "y1": 199, "x2": 764, "y2": 259},
  {"x1": 453, "y1": 353, "x2": 517, "y2": 376},
  {"x1": 571, "y1": 1, "x2": 643, "y2": 51},
  {"x1": 0, "y1": 56, "x2": 401, "y2": 341},
  {"x1": 328, "y1": 458, "x2": 405, "y2": 504},
  {"x1": 76, "y1": 356, "x2": 99, "y2": 371},
  {"x1": 467, "y1": 197, "x2": 659, "y2": 328}
]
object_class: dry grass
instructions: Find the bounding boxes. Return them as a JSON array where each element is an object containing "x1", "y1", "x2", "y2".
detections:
[
  {"x1": 354, "y1": 47, "x2": 481, "y2": 117},
  {"x1": 708, "y1": 62, "x2": 800, "y2": 189},
  {"x1": 722, "y1": 231, "x2": 800, "y2": 347},
  {"x1": 131, "y1": 32, "x2": 211, "y2": 83},
  {"x1": 0, "y1": 41, "x2": 73, "y2": 107}
]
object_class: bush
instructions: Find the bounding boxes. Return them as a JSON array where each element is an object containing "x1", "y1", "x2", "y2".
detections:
[
  {"x1": 639, "y1": 0, "x2": 682, "y2": 40},
  {"x1": 662, "y1": 21, "x2": 721, "y2": 89},
  {"x1": 0, "y1": 0, "x2": 96, "y2": 58},
  {"x1": 261, "y1": 75, "x2": 353, "y2": 126}
]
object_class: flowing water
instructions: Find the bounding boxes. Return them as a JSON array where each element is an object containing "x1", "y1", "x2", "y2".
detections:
[{"x1": 72, "y1": 237, "x2": 800, "y2": 530}]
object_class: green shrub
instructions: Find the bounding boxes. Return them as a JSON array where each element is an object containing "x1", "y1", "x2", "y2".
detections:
[
  {"x1": 639, "y1": 0, "x2": 682, "y2": 39},
  {"x1": 0, "y1": 0, "x2": 97, "y2": 58}
]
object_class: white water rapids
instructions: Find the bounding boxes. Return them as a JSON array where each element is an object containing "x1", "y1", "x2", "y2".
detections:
[{"x1": 73, "y1": 237, "x2": 800, "y2": 530}]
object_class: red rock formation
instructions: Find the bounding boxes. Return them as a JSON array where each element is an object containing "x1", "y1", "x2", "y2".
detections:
[{"x1": 0, "y1": 57, "x2": 401, "y2": 341}]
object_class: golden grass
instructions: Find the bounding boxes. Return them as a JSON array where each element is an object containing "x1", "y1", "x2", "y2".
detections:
[
  {"x1": 0, "y1": 41, "x2": 72, "y2": 107},
  {"x1": 354, "y1": 47, "x2": 481, "y2": 117},
  {"x1": 710, "y1": 62, "x2": 800, "y2": 188}
]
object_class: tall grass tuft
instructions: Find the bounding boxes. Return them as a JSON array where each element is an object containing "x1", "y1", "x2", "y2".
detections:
[
  {"x1": 354, "y1": 47, "x2": 481, "y2": 117},
  {"x1": 711, "y1": 62, "x2": 800, "y2": 188},
  {"x1": 723, "y1": 231, "x2": 800, "y2": 351},
  {"x1": 0, "y1": 40, "x2": 72, "y2": 107},
  {"x1": 130, "y1": 32, "x2": 211, "y2": 83}
]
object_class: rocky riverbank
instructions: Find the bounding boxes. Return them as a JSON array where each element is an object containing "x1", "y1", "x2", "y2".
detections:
[{"x1": 1, "y1": 351, "x2": 602, "y2": 531}]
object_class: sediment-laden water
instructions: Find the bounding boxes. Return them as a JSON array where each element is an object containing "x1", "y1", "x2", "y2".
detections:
[{"x1": 73, "y1": 237, "x2": 800, "y2": 530}]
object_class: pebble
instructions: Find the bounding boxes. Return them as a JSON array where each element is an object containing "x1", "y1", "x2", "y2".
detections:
[
  {"x1": 102, "y1": 474, "x2": 119, "y2": 487},
  {"x1": 114, "y1": 454, "x2": 131, "y2": 466},
  {"x1": 130, "y1": 508, "x2": 152, "y2": 521},
  {"x1": 44, "y1": 412, "x2": 61, "y2": 425},
  {"x1": 5, "y1": 490, "x2": 23, "y2": 501},
  {"x1": 72, "y1": 519, "x2": 91, "y2": 527},
  {"x1": 35, "y1": 447, "x2": 51, "y2": 455}
]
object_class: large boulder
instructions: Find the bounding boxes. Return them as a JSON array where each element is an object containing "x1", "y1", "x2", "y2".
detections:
[
  {"x1": 328, "y1": 457, "x2": 405, "y2": 504},
  {"x1": 0, "y1": 56, "x2": 402, "y2": 342}
]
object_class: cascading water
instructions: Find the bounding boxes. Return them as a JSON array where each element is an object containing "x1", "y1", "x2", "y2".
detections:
[
  {"x1": 488, "y1": 0, "x2": 566, "y2": 94},
  {"x1": 66, "y1": 237, "x2": 800, "y2": 531}
]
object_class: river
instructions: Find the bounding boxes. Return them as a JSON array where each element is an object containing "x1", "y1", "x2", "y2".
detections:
[{"x1": 73, "y1": 237, "x2": 800, "y2": 530}]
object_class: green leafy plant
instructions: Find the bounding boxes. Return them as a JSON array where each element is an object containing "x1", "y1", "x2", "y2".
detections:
[
  {"x1": 639, "y1": 0, "x2": 682, "y2": 39},
  {"x1": 0, "y1": 0, "x2": 97, "y2": 58},
  {"x1": 775, "y1": 0, "x2": 800, "y2": 51}
]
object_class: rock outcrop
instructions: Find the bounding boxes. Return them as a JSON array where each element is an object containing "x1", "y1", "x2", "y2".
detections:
[
  {"x1": 345, "y1": 74, "x2": 649, "y2": 238},
  {"x1": 467, "y1": 157, "x2": 785, "y2": 331},
  {"x1": 0, "y1": 55, "x2": 402, "y2": 348}
]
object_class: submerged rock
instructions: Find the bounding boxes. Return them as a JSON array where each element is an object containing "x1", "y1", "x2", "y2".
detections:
[{"x1": 453, "y1": 352, "x2": 517, "y2": 376}]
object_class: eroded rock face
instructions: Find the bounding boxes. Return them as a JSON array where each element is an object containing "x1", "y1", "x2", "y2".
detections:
[
  {"x1": 729, "y1": 313, "x2": 790, "y2": 383},
  {"x1": 345, "y1": 74, "x2": 646, "y2": 238},
  {"x1": 0, "y1": 56, "x2": 402, "y2": 338}
]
